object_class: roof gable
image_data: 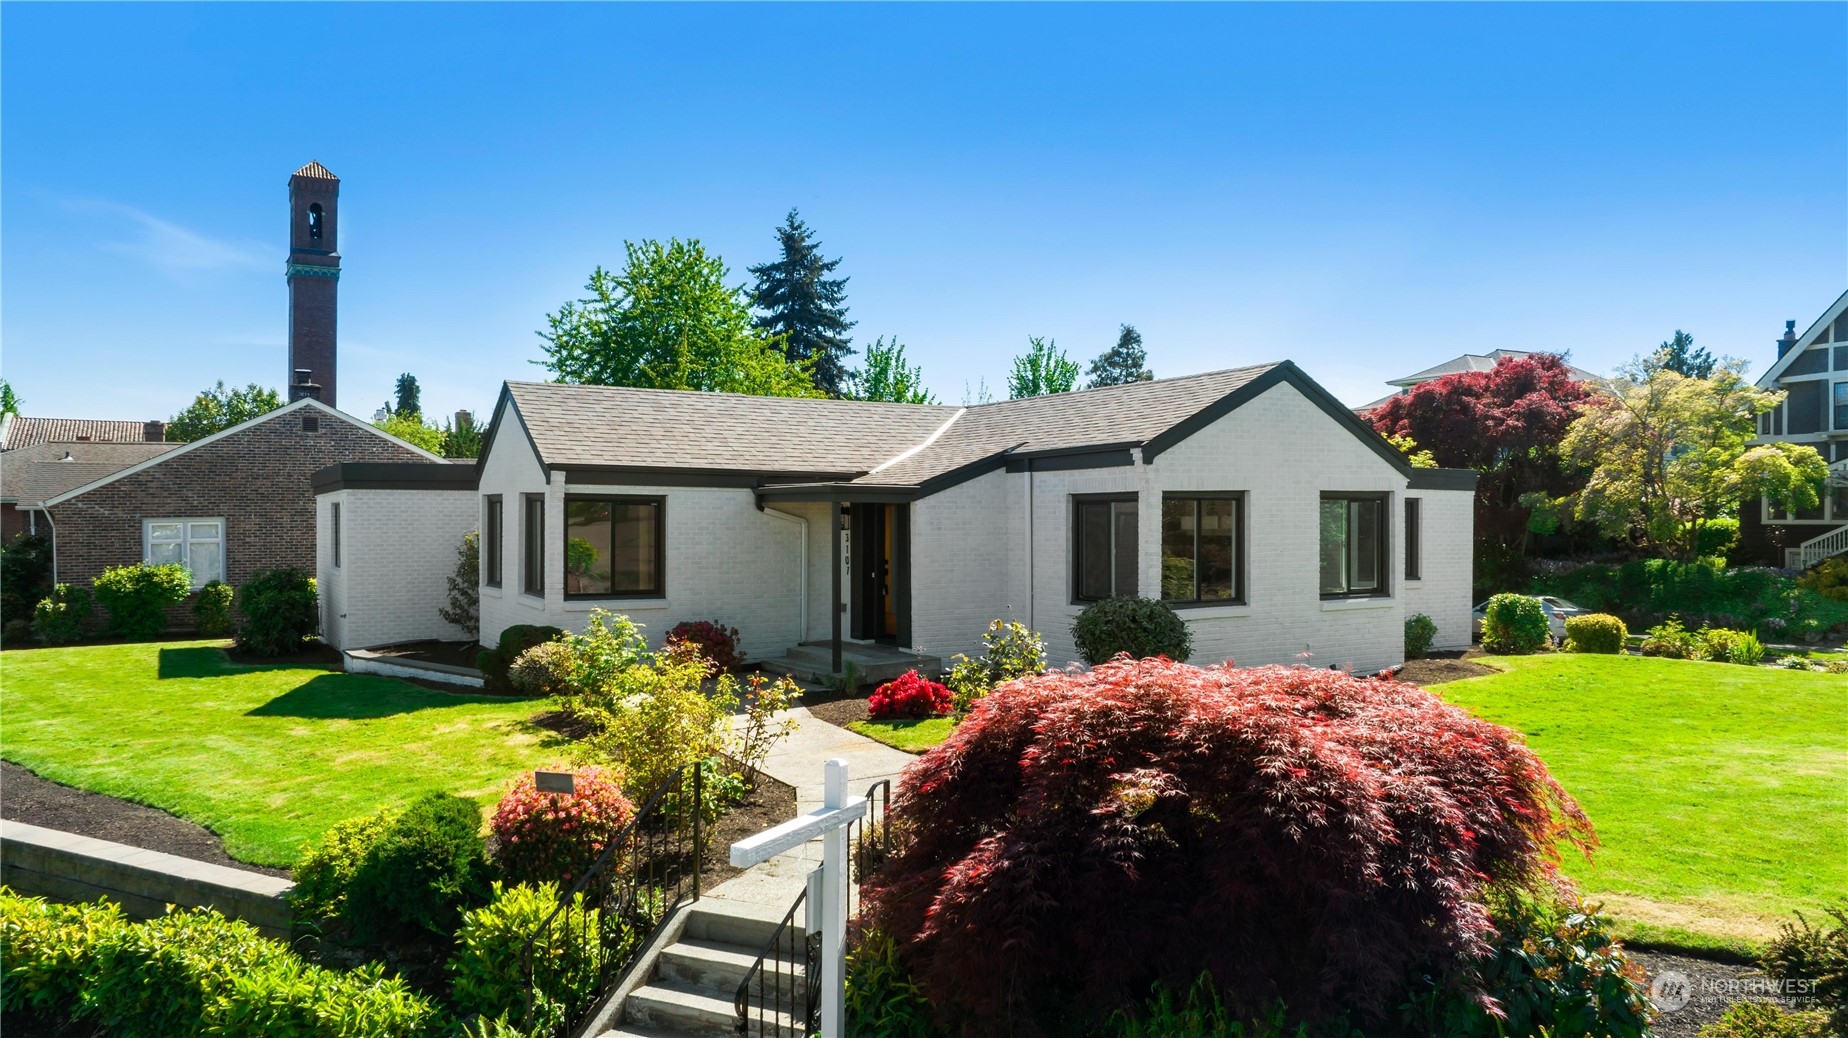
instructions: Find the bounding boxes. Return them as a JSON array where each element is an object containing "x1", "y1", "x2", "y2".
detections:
[
  {"x1": 1758, "y1": 289, "x2": 1848, "y2": 387},
  {"x1": 42, "y1": 399, "x2": 447, "y2": 506}
]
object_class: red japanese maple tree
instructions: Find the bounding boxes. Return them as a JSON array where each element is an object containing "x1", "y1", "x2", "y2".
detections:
[{"x1": 860, "y1": 657, "x2": 1592, "y2": 1035}]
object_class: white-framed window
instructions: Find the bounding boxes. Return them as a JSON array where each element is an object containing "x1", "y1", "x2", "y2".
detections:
[{"x1": 145, "y1": 519, "x2": 225, "y2": 588}]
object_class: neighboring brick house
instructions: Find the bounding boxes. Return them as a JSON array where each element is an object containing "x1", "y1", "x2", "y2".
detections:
[
  {"x1": 1739, "y1": 288, "x2": 1848, "y2": 567},
  {"x1": 41, "y1": 398, "x2": 444, "y2": 593},
  {"x1": 2, "y1": 441, "x2": 181, "y2": 541},
  {"x1": 0, "y1": 416, "x2": 167, "y2": 452},
  {"x1": 325, "y1": 364, "x2": 1478, "y2": 674}
]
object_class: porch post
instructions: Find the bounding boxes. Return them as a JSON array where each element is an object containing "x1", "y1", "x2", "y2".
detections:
[{"x1": 831, "y1": 499, "x2": 843, "y2": 674}]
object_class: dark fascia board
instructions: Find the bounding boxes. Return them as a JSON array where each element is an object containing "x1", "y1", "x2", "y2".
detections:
[
  {"x1": 1407, "y1": 467, "x2": 1479, "y2": 491},
  {"x1": 1141, "y1": 362, "x2": 1415, "y2": 476},
  {"x1": 754, "y1": 482, "x2": 920, "y2": 504},
  {"x1": 755, "y1": 443, "x2": 1135, "y2": 505},
  {"x1": 565, "y1": 466, "x2": 859, "y2": 489},
  {"x1": 1003, "y1": 446, "x2": 1136, "y2": 474},
  {"x1": 473, "y1": 385, "x2": 548, "y2": 479},
  {"x1": 311, "y1": 461, "x2": 479, "y2": 493}
]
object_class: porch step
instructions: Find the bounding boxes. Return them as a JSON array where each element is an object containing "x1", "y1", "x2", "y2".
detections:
[
  {"x1": 606, "y1": 898, "x2": 807, "y2": 1038},
  {"x1": 759, "y1": 644, "x2": 942, "y2": 688}
]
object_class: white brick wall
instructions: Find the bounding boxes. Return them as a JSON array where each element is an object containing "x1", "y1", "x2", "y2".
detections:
[
  {"x1": 316, "y1": 487, "x2": 477, "y2": 650},
  {"x1": 910, "y1": 468, "x2": 1021, "y2": 661},
  {"x1": 1402, "y1": 488, "x2": 1475, "y2": 651}
]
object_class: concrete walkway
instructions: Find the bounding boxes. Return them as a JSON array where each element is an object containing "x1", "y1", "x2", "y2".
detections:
[{"x1": 706, "y1": 706, "x2": 914, "y2": 910}]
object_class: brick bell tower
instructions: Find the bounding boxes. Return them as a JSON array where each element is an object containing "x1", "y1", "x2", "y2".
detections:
[{"x1": 286, "y1": 161, "x2": 340, "y2": 408}]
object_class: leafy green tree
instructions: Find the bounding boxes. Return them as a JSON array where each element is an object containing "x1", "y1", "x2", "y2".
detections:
[
  {"x1": 539, "y1": 239, "x2": 819, "y2": 398},
  {"x1": 1007, "y1": 336, "x2": 1080, "y2": 399},
  {"x1": 749, "y1": 210, "x2": 855, "y2": 396},
  {"x1": 393, "y1": 373, "x2": 422, "y2": 418},
  {"x1": 373, "y1": 412, "x2": 446, "y2": 454},
  {"x1": 167, "y1": 382, "x2": 283, "y2": 442},
  {"x1": 1559, "y1": 359, "x2": 1829, "y2": 561},
  {"x1": 1644, "y1": 330, "x2": 1716, "y2": 380},
  {"x1": 847, "y1": 337, "x2": 936, "y2": 404},
  {"x1": 0, "y1": 378, "x2": 21, "y2": 419},
  {"x1": 1086, "y1": 324, "x2": 1153, "y2": 387}
]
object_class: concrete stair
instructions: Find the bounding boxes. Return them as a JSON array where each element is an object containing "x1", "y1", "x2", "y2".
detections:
[
  {"x1": 599, "y1": 899, "x2": 807, "y2": 1038},
  {"x1": 757, "y1": 642, "x2": 942, "y2": 688}
]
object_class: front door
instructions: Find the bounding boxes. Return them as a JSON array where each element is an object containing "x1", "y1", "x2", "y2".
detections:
[{"x1": 850, "y1": 503, "x2": 908, "y2": 642}]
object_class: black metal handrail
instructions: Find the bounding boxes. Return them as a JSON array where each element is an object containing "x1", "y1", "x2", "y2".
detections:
[
  {"x1": 734, "y1": 778, "x2": 893, "y2": 1037},
  {"x1": 732, "y1": 887, "x2": 818, "y2": 1037},
  {"x1": 519, "y1": 760, "x2": 703, "y2": 1038}
]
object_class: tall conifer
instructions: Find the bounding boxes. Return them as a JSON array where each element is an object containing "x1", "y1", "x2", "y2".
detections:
[{"x1": 749, "y1": 210, "x2": 855, "y2": 396}]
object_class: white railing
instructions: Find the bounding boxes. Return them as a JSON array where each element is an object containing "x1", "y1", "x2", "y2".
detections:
[{"x1": 1789, "y1": 523, "x2": 1848, "y2": 570}]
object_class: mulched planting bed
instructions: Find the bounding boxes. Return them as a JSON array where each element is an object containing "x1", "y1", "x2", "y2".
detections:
[
  {"x1": 1628, "y1": 947, "x2": 1782, "y2": 1038},
  {"x1": 1398, "y1": 648, "x2": 1498, "y2": 685},
  {"x1": 806, "y1": 696, "x2": 871, "y2": 730},
  {"x1": 363, "y1": 638, "x2": 483, "y2": 670},
  {"x1": 223, "y1": 638, "x2": 344, "y2": 668},
  {"x1": 0, "y1": 760, "x2": 289, "y2": 878}
]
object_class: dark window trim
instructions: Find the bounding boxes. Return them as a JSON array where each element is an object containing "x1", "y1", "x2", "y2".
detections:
[
  {"x1": 1320, "y1": 491, "x2": 1392, "y2": 600},
  {"x1": 1159, "y1": 491, "x2": 1247, "y2": 607},
  {"x1": 521, "y1": 494, "x2": 545, "y2": 597},
  {"x1": 484, "y1": 495, "x2": 503, "y2": 588},
  {"x1": 1071, "y1": 493, "x2": 1140, "y2": 604},
  {"x1": 563, "y1": 494, "x2": 668, "y2": 600},
  {"x1": 1405, "y1": 497, "x2": 1422, "y2": 582},
  {"x1": 331, "y1": 502, "x2": 341, "y2": 568}
]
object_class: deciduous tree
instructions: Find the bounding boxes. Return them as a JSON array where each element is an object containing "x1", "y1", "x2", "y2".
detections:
[
  {"x1": 1559, "y1": 359, "x2": 1828, "y2": 561},
  {"x1": 539, "y1": 240, "x2": 819, "y2": 398},
  {"x1": 1086, "y1": 324, "x2": 1153, "y2": 387},
  {"x1": 1007, "y1": 336, "x2": 1080, "y2": 399},
  {"x1": 167, "y1": 382, "x2": 283, "y2": 442},
  {"x1": 749, "y1": 210, "x2": 855, "y2": 396},
  {"x1": 847, "y1": 337, "x2": 936, "y2": 404}
]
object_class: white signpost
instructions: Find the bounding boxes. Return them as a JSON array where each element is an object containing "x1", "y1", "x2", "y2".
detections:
[{"x1": 729, "y1": 758, "x2": 866, "y2": 1038}]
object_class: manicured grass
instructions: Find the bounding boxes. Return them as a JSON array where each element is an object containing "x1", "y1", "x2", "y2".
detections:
[
  {"x1": 847, "y1": 716, "x2": 957, "y2": 754},
  {"x1": 1434, "y1": 653, "x2": 1847, "y2": 949},
  {"x1": 1, "y1": 640, "x2": 567, "y2": 866}
]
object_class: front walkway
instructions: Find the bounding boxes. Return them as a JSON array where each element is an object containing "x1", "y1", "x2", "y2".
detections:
[{"x1": 707, "y1": 706, "x2": 914, "y2": 909}]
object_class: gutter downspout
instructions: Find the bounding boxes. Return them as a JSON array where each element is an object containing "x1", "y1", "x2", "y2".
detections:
[
  {"x1": 761, "y1": 506, "x2": 809, "y2": 643},
  {"x1": 42, "y1": 508, "x2": 57, "y2": 586}
]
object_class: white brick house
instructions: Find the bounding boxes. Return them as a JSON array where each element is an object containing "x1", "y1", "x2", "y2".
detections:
[{"x1": 320, "y1": 363, "x2": 1476, "y2": 675}]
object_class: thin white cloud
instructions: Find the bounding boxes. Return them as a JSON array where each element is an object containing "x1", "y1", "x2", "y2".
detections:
[{"x1": 64, "y1": 197, "x2": 267, "y2": 276}]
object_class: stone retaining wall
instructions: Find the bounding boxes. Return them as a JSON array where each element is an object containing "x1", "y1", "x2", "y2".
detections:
[{"x1": 0, "y1": 820, "x2": 294, "y2": 938}]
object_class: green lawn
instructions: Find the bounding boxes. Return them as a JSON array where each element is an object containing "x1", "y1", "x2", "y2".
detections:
[
  {"x1": 1435, "y1": 653, "x2": 1847, "y2": 952},
  {"x1": 1, "y1": 640, "x2": 567, "y2": 867},
  {"x1": 847, "y1": 717, "x2": 957, "y2": 754}
]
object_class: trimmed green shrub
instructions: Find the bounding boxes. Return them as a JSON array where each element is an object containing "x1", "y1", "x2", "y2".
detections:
[
  {"x1": 1071, "y1": 596, "x2": 1192, "y2": 665},
  {"x1": 192, "y1": 579, "x2": 235, "y2": 637},
  {"x1": 946, "y1": 620, "x2": 1047, "y2": 715},
  {"x1": 0, "y1": 887, "x2": 128, "y2": 1014},
  {"x1": 1562, "y1": 613, "x2": 1627, "y2": 654},
  {"x1": 1481, "y1": 593, "x2": 1549, "y2": 655},
  {"x1": 31, "y1": 583, "x2": 92, "y2": 644},
  {"x1": 1700, "y1": 627, "x2": 1765, "y2": 666},
  {"x1": 206, "y1": 957, "x2": 437, "y2": 1038},
  {"x1": 1639, "y1": 616, "x2": 1701, "y2": 659},
  {"x1": 1697, "y1": 1002, "x2": 1834, "y2": 1038},
  {"x1": 1760, "y1": 901, "x2": 1848, "y2": 1031},
  {"x1": 83, "y1": 905, "x2": 294, "y2": 1038},
  {"x1": 1, "y1": 533, "x2": 53, "y2": 627},
  {"x1": 289, "y1": 808, "x2": 398, "y2": 925},
  {"x1": 92, "y1": 562, "x2": 192, "y2": 639},
  {"x1": 343, "y1": 792, "x2": 493, "y2": 940},
  {"x1": 235, "y1": 567, "x2": 318, "y2": 656},
  {"x1": 1404, "y1": 613, "x2": 1438, "y2": 659},
  {"x1": 490, "y1": 766, "x2": 633, "y2": 887},
  {"x1": 449, "y1": 881, "x2": 601, "y2": 1029},
  {"x1": 476, "y1": 623, "x2": 567, "y2": 693},
  {"x1": 507, "y1": 640, "x2": 577, "y2": 697}
]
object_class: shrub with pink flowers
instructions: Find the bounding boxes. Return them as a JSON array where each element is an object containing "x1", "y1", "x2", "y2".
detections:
[
  {"x1": 866, "y1": 670, "x2": 953, "y2": 720},
  {"x1": 664, "y1": 619, "x2": 744, "y2": 670},
  {"x1": 490, "y1": 766, "x2": 635, "y2": 886}
]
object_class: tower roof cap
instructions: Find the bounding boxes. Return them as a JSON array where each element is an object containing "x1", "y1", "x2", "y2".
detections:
[{"x1": 291, "y1": 161, "x2": 338, "y2": 180}]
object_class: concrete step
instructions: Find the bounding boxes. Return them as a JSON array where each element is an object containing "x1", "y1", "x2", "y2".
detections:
[
  {"x1": 681, "y1": 899, "x2": 792, "y2": 952},
  {"x1": 764, "y1": 646, "x2": 942, "y2": 687},
  {"x1": 656, "y1": 937, "x2": 801, "y2": 994},
  {"x1": 623, "y1": 978, "x2": 802, "y2": 1038}
]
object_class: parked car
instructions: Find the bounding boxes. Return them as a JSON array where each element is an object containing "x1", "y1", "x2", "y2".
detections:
[{"x1": 1472, "y1": 595, "x2": 1589, "y2": 643}]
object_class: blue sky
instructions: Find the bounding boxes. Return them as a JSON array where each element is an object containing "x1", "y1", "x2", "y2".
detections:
[{"x1": 4, "y1": 2, "x2": 1844, "y2": 422}]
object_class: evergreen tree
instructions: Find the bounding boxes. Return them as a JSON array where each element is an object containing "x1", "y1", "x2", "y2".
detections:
[
  {"x1": 847, "y1": 337, "x2": 936, "y2": 404},
  {"x1": 393, "y1": 373, "x2": 422, "y2": 418},
  {"x1": 1644, "y1": 330, "x2": 1716, "y2": 380},
  {"x1": 1007, "y1": 337, "x2": 1081, "y2": 399},
  {"x1": 0, "y1": 378, "x2": 20, "y2": 419},
  {"x1": 1086, "y1": 324, "x2": 1154, "y2": 387},
  {"x1": 749, "y1": 210, "x2": 855, "y2": 396}
]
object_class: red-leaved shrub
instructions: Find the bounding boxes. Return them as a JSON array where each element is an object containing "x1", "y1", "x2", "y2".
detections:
[
  {"x1": 490, "y1": 766, "x2": 635, "y2": 886},
  {"x1": 867, "y1": 670, "x2": 953, "y2": 720},
  {"x1": 861, "y1": 657, "x2": 1593, "y2": 1036},
  {"x1": 664, "y1": 619, "x2": 744, "y2": 670}
]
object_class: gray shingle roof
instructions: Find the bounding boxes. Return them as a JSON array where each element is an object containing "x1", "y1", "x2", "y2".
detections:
[
  {"x1": 502, "y1": 364, "x2": 1283, "y2": 489},
  {"x1": 0, "y1": 441, "x2": 181, "y2": 505}
]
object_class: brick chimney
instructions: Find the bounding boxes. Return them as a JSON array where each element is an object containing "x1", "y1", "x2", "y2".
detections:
[
  {"x1": 1777, "y1": 319, "x2": 1798, "y2": 359},
  {"x1": 142, "y1": 420, "x2": 165, "y2": 442},
  {"x1": 288, "y1": 368, "x2": 323, "y2": 403},
  {"x1": 454, "y1": 409, "x2": 474, "y2": 432}
]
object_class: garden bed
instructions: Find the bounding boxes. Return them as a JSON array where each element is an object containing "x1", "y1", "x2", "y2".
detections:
[
  {"x1": 359, "y1": 638, "x2": 482, "y2": 670},
  {"x1": 1398, "y1": 648, "x2": 1499, "y2": 685},
  {"x1": 0, "y1": 761, "x2": 290, "y2": 879}
]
